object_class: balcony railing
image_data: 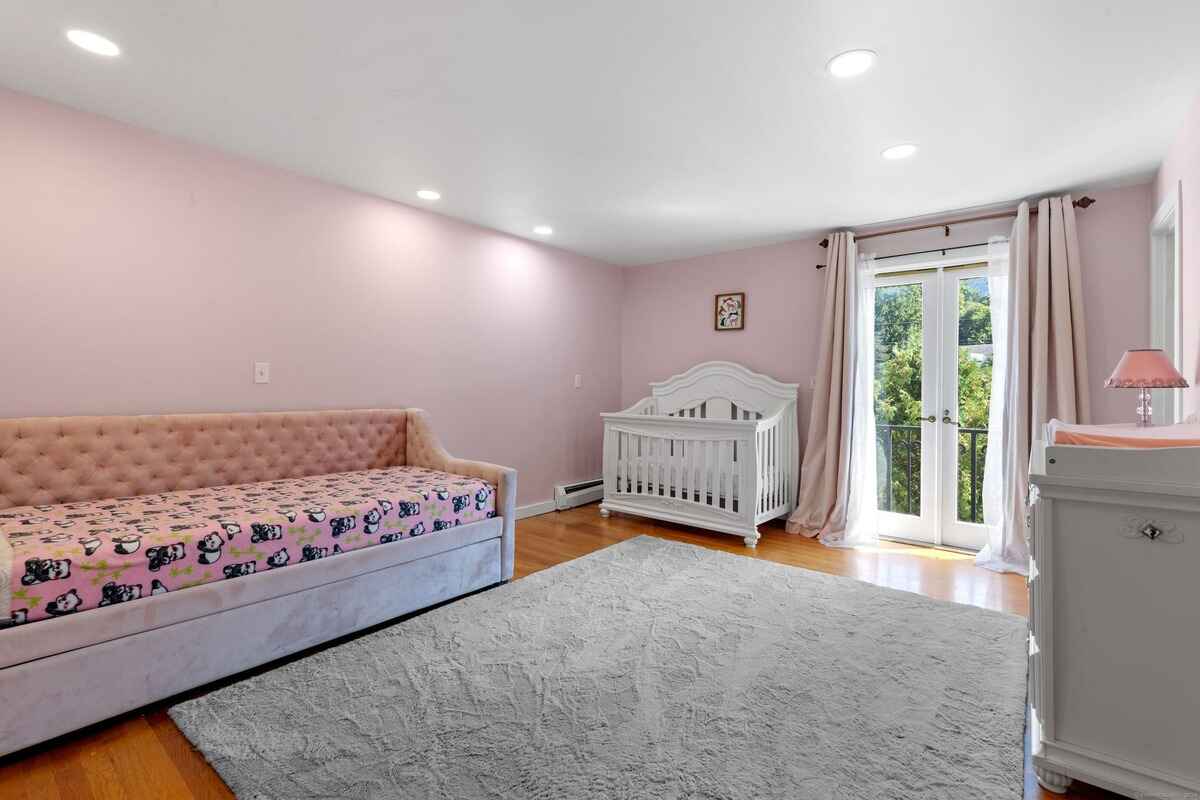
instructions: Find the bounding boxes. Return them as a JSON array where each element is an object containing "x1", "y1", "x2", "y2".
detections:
[{"x1": 876, "y1": 423, "x2": 988, "y2": 523}]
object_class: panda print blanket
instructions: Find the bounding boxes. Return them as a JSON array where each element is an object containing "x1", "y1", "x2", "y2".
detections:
[{"x1": 0, "y1": 466, "x2": 495, "y2": 627}]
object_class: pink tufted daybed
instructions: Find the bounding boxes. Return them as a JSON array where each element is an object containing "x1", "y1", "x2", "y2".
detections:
[{"x1": 0, "y1": 409, "x2": 515, "y2": 756}]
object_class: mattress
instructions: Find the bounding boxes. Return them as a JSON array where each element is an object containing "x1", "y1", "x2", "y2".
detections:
[
  {"x1": 1048, "y1": 419, "x2": 1200, "y2": 448},
  {"x1": 0, "y1": 466, "x2": 495, "y2": 626}
]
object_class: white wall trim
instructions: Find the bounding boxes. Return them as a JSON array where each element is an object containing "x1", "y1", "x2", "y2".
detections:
[
  {"x1": 516, "y1": 500, "x2": 557, "y2": 520},
  {"x1": 1150, "y1": 179, "x2": 1183, "y2": 423}
]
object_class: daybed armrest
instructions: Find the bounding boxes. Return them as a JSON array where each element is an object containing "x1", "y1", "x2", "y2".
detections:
[{"x1": 405, "y1": 409, "x2": 517, "y2": 581}]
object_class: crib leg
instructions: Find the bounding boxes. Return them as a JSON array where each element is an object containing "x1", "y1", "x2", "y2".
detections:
[
  {"x1": 598, "y1": 507, "x2": 611, "y2": 518},
  {"x1": 743, "y1": 530, "x2": 760, "y2": 548}
]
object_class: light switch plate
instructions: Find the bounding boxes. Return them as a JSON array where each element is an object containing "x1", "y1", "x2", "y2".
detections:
[
  {"x1": 254, "y1": 361, "x2": 271, "y2": 384},
  {"x1": 574, "y1": 373, "x2": 583, "y2": 389}
]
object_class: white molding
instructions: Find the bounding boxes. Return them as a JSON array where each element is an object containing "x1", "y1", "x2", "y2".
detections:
[
  {"x1": 1149, "y1": 180, "x2": 1184, "y2": 423},
  {"x1": 516, "y1": 500, "x2": 557, "y2": 519}
]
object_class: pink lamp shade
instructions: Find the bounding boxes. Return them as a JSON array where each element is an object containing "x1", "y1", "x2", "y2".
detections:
[{"x1": 1105, "y1": 348, "x2": 1189, "y2": 388}]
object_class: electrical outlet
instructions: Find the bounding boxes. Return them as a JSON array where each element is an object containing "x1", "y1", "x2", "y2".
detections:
[
  {"x1": 574, "y1": 373, "x2": 583, "y2": 389},
  {"x1": 254, "y1": 361, "x2": 271, "y2": 384}
]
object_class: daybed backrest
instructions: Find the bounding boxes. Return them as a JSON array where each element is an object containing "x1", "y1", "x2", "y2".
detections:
[
  {"x1": 0, "y1": 409, "x2": 408, "y2": 510},
  {"x1": 650, "y1": 361, "x2": 798, "y2": 419}
]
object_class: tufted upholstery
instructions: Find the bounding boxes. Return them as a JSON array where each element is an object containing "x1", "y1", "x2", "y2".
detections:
[
  {"x1": 407, "y1": 409, "x2": 517, "y2": 580},
  {"x1": 0, "y1": 409, "x2": 408, "y2": 510}
]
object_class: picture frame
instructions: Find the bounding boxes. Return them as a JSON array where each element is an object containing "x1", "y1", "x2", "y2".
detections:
[{"x1": 714, "y1": 292, "x2": 745, "y2": 331}]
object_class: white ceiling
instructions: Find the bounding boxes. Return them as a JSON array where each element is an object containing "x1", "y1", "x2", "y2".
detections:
[{"x1": 2, "y1": 1, "x2": 1199, "y2": 266}]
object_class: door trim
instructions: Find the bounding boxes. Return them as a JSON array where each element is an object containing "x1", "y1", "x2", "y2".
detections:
[{"x1": 871, "y1": 264, "x2": 992, "y2": 550}]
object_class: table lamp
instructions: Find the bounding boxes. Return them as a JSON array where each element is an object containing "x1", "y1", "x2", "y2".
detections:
[{"x1": 1105, "y1": 348, "x2": 1189, "y2": 426}]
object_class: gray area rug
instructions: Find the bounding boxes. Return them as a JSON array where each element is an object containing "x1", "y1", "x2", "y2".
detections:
[{"x1": 170, "y1": 536, "x2": 1028, "y2": 799}]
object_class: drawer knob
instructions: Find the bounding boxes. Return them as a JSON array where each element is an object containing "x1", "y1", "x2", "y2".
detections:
[{"x1": 1123, "y1": 516, "x2": 1182, "y2": 543}]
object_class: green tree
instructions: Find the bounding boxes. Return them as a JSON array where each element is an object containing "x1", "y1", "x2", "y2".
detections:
[{"x1": 873, "y1": 276, "x2": 993, "y2": 522}]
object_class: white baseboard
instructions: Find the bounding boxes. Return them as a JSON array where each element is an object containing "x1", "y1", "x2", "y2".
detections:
[{"x1": 515, "y1": 500, "x2": 557, "y2": 520}]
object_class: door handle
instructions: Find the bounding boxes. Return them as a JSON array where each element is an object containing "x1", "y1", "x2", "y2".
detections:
[
  {"x1": 942, "y1": 409, "x2": 959, "y2": 426},
  {"x1": 921, "y1": 414, "x2": 936, "y2": 423}
]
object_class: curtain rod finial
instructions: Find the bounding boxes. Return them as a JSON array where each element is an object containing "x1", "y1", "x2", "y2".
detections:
[
  {"x1": 1074, "y1": 196, "x2": 1096, "y2": 209},
  {"x1": 819, "y1": 238, "x2": 829, "y2": 248}
]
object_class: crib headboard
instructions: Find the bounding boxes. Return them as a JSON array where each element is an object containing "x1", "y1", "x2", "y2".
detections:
[{"x1": 650, "y1": 361, "x2": 799, "y2": 419}]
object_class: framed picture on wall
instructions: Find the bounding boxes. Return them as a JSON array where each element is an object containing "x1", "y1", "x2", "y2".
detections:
[{"x1": 714, "y1": 292, "x2": 745, "y2": 331}]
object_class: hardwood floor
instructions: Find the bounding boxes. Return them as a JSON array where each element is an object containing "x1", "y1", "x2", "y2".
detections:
[{"x1": 0, "y1": 505, "x2": 1120, "y2": 799}]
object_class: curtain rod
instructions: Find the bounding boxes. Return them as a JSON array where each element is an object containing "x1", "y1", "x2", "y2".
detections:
[
  {"x1": 814, "y1": 195, "x2": 1095, "y2": 268},
  {"x1": 871, "y1": 240, "x2": 993, "y2": 263}
]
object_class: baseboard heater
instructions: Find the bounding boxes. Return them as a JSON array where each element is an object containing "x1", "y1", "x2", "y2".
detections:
[{"x1": 554, "y1": 478, "x2": 604, "y2": 510}]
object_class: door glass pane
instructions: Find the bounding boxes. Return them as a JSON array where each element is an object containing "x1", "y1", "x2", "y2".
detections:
[
  {"x1": 874, "y1": 283, "x2": 922, "y2": 515},
  {"x1": 956, "y1": 275, "x2": 992, "y2": 523}
]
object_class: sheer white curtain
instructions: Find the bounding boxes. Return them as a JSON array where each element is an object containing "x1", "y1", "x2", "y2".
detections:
[
  {"x1": 823, "y1": 251, "x2": 879, "y2": 547},
  {"x1": 977, "y1": 224, "x2": 1029, "y2": 574}
]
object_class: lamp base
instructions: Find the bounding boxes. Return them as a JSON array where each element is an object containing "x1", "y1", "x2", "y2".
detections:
[{"x1": 1135, "y1": 387, "x2": 1153, "y2": 427}]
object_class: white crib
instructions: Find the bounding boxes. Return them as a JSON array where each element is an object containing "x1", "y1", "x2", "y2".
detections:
[{"x1": 599, "y1": 361, "x2": 799, "y2": 547}]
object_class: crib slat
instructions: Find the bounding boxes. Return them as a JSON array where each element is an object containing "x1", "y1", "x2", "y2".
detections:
[
  {"x1": 705, "y1": 441, "x2": 715, "y2": 510},
  {"x1": 671, "y1": 436, "x2": 680, "y2": 499},
  {"x1": 756, "y1": 429, "x2": 765, "y2": 515},
  {"x1": 644, "y1": 434, "x2": 651, "y2": 496},
  {"x1": 690, "y1": 438, "x2": 699, "y2": 503},
  {"x1": 764, "y1": 428, "x2": 771, "y2": 513},
  {"x1": 712, "y1": 440, "x2": 722, "y2": 510},
  {"x1": 686, "y1": 438, "x2": 696, "y2": 501},
  {"x1": 771, "y1": 425, "x2": 779, "y2": 510},
  {"x1": 624, "y1": 431, "x2": 633, "y2": 494},
  {"x1": 777, "y1": 425, "x2": 784, "y2": 508},
  {"x1": 662, "y1": 436, "x2": 669, "y2": 497},
  {"x1": 726, "y1": 440, "x2": 733, "y2": 510},
  {"x1": 664, "y1": 436, "x2": 673, "y2": 500},
  {"x1": 614, "y1": 431, "x2": 622, "y2": 493},
  {"x1": 643, "y1": 434, "x2": 650, "y2": 496},
  {"x1": 655, "y1": 435, "x2": 661, "y2": 497},
  {"x1": 628, "y1": 432, "x2": 635, "y2": 494},
  {"x1": 637, "y1": 435, "x2": 645, "y2": 496},
  {"x1": 762, "y1": 427, "x2": 771, "y2": 514},
  {"x1": 713, "y1": 440, "x2": 721, "y2": 509},
  {"x1": 657, "y1": 436, "x2": 666, "y2": 497},
  {"x1": 650, "y1": 435, "x2": 659, "y2": 497}
]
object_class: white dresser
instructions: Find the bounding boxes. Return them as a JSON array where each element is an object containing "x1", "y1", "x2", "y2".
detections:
[{"x1": 1028, "y1": 440, "x2": 1200, "y2": 796}]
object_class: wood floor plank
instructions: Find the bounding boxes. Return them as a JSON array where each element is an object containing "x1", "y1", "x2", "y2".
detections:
[
  {"x1": 9, "y1": 748, "x2": 63, "y2": 800},
  {"x1": 147, "y1": 711, "x2": 234, "y2": 800},
  {"x1": 0, "y1": 503, "x2": 1113, "y2": 799},
  {"x1": 103, "y1": 716, "x2": 194, "y2": 799}
]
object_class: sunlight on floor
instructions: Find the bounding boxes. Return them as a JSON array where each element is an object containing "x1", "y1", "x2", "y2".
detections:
[{"x1": 855, "y1": 543, "x2": 974, "y2": 561}]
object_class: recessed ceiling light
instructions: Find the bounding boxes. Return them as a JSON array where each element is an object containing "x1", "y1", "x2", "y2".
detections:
[
  {"x1": 66, "y1": 29, "x2": 121, "y2": 57},
  {"x1": 533, "y1": 225, "x2": 553, "y2": 236},
  {"x1": 826, "y1": 49, "x2": 875, "y2": 78},
  {"x1": 416, "y1": 189, "x2": 441, "y2": 201},
  {"x1": 881, "y1": 143, "x2": 919, "y2": 160}
]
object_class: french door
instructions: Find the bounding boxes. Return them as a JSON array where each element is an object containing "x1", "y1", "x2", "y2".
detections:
[{"x1": 872, "y1": 264, "x2": 993, "y2": 550}]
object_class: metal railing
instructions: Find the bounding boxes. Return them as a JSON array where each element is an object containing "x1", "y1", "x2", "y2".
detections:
[{"x1": 876, "y1": 424, "x2": 988, "y2": 523}]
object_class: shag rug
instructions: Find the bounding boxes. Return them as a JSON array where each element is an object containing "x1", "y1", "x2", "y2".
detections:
[{"x1": 170, "y1": 536, "x2": 1028, "y2": 799}]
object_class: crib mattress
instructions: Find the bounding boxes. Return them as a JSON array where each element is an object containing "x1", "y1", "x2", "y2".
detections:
[{"x1": 0, "y1": 466, "x2": 494, "y2": 626}]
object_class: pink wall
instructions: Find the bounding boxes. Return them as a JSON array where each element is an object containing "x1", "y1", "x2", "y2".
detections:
[
  {"x1": 0, "y1": 82, "x2": 1169, "y2": 516},
  {"x1": 0, "y1": 87, "x2": 622, "y2": 507},
  {"x1": 1074, "y1": 183, "x2": 1153, "y2": 424},
  {"x1": 1156, "y1": 93, "x2": 1200, "y2": 417},
  {"x1": 620, "y1": 238, "x2": 827, "y2": 443},
  {"x1": 621, "y1": 183, "x2": 1152, "y2": 432}
]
